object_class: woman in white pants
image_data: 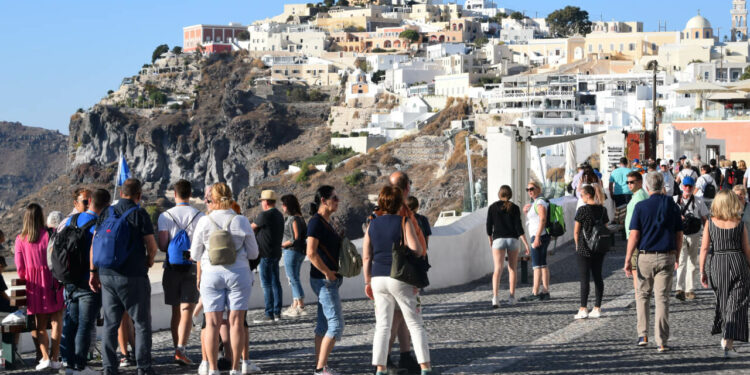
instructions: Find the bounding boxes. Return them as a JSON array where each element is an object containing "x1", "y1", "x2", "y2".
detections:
[{"x1": 363, "y1": 185, "x2": 433, "y2": 375}]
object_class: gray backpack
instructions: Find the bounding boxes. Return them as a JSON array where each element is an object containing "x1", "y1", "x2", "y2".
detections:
[{"x1": 207, "y1": 215, "x2": 238, "y2": 266}]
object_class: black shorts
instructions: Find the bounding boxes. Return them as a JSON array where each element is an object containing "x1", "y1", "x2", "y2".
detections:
[{"x1": 163, "y1": 266, "x2": 199, "y2": 306}]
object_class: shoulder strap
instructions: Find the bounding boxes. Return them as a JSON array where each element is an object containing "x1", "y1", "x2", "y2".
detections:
[
  {"x1": 317, "y1": 240, "x2": 336, "y2": 265},
  {"x1": 187, "y1": 209, "x2": 202, "y2": 228},
  {"x1": 206, "y1": 214, "x2": 221, "y2": 230},
  {"x1": 121, "y1": 206, "x2": 139, "y2": 220},
  {"x1": 81, "y1": 215, "x2": 97, "y2": 231},
  {"x1": 164, "y1": 210, "x2": 181, "y2": 230},
  {"x1": 70, "y1": 213, "x2": 81, "y2": 229},
  {"x1": 223, "y1": 214, "x2": 237, "y2": 231}
]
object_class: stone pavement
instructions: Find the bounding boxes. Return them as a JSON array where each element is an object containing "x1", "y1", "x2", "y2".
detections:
[{"x1": 10, "y1": 239, "x2": 750, "y2": 374}]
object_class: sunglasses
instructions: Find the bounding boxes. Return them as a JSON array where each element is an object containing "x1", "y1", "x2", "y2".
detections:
[
  {"x1": 525, "y1": 188, "x2": 535, "y2": 192},
  {"x1": 79, "y1": 199, "x2": 89, "y2": 205},
  {"x1": 627, "y1": 180, "x2": 637, "y2": 185},
  {"x1": 206, "y1": 199, "x2": 213, "y2": 204}
]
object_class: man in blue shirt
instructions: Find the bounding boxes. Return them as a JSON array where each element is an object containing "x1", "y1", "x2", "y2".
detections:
[
  {"x1": 61, "y1": 188, "x2": 109, "y2": 375},
  {"x1": 89, "y1": 179, "x2": 158, "y2": 375},
  {"x1": 624, "y1": 172, "x2": 683, "y2": 353},
  {"x1": 609, "y1": 157, "x2": 633, "y2": 207}
]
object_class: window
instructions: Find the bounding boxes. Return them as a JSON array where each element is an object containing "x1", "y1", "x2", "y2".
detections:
[
  {"x1": 619, "y1": 44, "x2": 623, "y2": 52},
  {"x1": 610, "y1": 44, "x2": 614, "y2": 51},
  {"x1": 588, "y1": 45, "x2": 593, "y2": 52},
  {"x1": 629, "y1": 43, "x2": 635, "y2": 51},
  {"x1": 695, "y1": 31, "x2": 699, "y2": 38},
  {"x1": 598, "y1": 44, "x2": 602, "y2": 51},
  {"x1": 704, "y1": 72, "x2": 709, "y2": 80}
]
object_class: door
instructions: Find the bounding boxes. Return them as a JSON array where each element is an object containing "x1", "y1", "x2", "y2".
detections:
[{"x1": 706, "y1": 145, "x2": 719, "y2": 162}]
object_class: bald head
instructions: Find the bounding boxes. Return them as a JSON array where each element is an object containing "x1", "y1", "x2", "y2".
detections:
[{"x1": 389, "y1": 171, "x2": 410, "y2": 196}]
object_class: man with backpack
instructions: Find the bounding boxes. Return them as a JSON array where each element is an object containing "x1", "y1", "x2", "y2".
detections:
[
  {"x1": 251, "y1": 190, "x2": 285, "y2": 323},
  {"x1": 157, "y1": 180, "x2": 204, "y2": 366},
  {"x1": 89, "y1": 178, "x2": 158, "y2": 375},
  {"x1": 673, "y1": 176, "x2": 709, "y2": 302},
  {"x1": 58, "y1": 188, "x2": 110, "y2": 375},
  {"x1": 695, "y1": 165, "x2": 717, "y2": 207}
]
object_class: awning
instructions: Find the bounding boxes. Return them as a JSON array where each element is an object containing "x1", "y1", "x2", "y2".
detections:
[
  {"x1": 706, "y1": 91, "x2": 750, "y2": 101},
  {"x1": 530, "y1": 131, "x2": 607, "y2": 148},
  {"x1": 674, "y1": 81, "x2": 730, "y2": 93}
]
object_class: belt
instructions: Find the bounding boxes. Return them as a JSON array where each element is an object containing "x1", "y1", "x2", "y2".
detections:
[{"x1": 638, "y1": 250, "x2": 675, "y2": 255}]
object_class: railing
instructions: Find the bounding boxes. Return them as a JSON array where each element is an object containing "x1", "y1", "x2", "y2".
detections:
[{"x1": 663, "y1": 108, "x2": 750, "y2": 122}]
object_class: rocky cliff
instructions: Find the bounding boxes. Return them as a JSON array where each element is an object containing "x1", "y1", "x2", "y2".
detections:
[{"x1": 0, "y1": 121, "x2": 68, "y2": 212}]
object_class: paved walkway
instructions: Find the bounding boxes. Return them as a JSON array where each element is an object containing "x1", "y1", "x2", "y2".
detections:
[{"x1": 9, "y1": 239, "x2": 750, "y2": 374}]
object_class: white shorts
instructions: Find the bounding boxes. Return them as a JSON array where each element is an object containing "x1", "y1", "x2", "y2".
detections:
[
  {"x1": 200, "y1": 267, "x2": 253, "y2": 313},
  {"x1": 492, "y1": 238, "x2": 519, "y2": 251}
]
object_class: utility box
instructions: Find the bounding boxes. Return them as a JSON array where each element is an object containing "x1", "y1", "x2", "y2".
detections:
[{"x1": 625, "y1": 131, "x2": 654, "y2": 162}]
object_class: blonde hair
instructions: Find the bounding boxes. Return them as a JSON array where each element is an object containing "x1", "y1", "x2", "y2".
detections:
[
  {"x1": 21, "y1": 203, "x2": 45, "y2": 243},
  {"x1": 711, "y1": 190, "x2": 743, "y2": 221},
  {"x1": 732, "y1": 184, "x2": 748, "y2": 198},
  {"x1": 527, "y1": 180, "x2": 541, "y2": 191},
  {"x1": 721, "y1": 159, "x2": 731, "y2": 168},
  {"x1": 739, "y1": 160, "x2": 747, "y2": 171},
  {"x1": 211, "y1": 182, "x2": 235, "y2": 210}
]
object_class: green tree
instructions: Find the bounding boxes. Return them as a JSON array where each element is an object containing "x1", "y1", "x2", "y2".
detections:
[
  {"x1": 354, "y1": 59, "x2": 371, "y2": 72},
  {"x1": 546, "y1": 6, "x2": 592, "y2": 37},
  {"x1": 474, "y1": 36, "x2": 489, "y2": 47},
  {"x1": 149, "y1": 90, "x2": 167, "y2": 105},
  {"x1": 336, "y1": 0, "x2": 349, "y2": 5},
  {"x1": 296, "y1": 162, "x2": 312, "y2": 183},
  {"x1": 237, "y1": 30, "x2": 250, "y2": 41},
  {"x1": 171, "y1": 46, "x2": 182, "y2": 55},
  {"x1": 324, "y1": 0, "x2": 334, "y2": 7},
  {"x1": 345, "y1": 169, "x2": 364, "y2": 186},
  {"x1": 509, "y1": 11, "x2": 525, "y2": 21},
  {"x1": 152, "y1": 44, "x2": 169, "y2": 63},
  {"x1": 399, "y1": 29, "x2": 421, "y2": 43},
  {"x1": 741, "y1": 66, "x2": 750, "y2": 80}
]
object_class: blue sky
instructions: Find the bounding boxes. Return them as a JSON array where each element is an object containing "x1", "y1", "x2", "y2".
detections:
[{"x1": 0, "y1": 0, "x2": 734, "y2": 133}]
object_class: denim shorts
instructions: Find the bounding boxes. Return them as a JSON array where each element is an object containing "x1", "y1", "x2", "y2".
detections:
[
  {"x1": 530, "y1": 235, "x2": 551, "y2": 269},
  {"x1": 310, "y1": 277, "x2": 344, "y2": 340},
  {"x1": 200, "y1": 267, "x2": 253, "y2": 313},
  {"x1": 492, "y1": 238, "x2": 519, "y2": 251}
]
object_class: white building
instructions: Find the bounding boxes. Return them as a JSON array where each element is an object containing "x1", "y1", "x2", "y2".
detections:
[
  {"x1": 366, "y1": 54, "x2": 411, "y2": 72},
  {"x1": 435, "y1": 73, "x2": 473, "y2": 97},
  {"x1": 384, "y1": 60, "x2": 444, "y2": 96},
  {"x1": 362, "y1": 96, "x2": 436, "y2": 140},
  {"x1": 244, "y1": 23, "x2": 328, "y2": 56},
  {"x1": 426, "y1": 43, "x2": 467, "y2": 60}
]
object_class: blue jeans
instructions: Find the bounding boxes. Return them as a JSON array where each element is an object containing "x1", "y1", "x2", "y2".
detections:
[
  {"x1": 100, "y1": 275, "x2": 152, "y2": 373},
  {"x1": 259, "y1": 257, "x2": 283, "y2": 317},
  {"x1": 283, "y1": 250, "x2": 306, "y2": 300},
  {"x1": 530, "y1": 234, "x2": 551, "y2": 269},
  {"x1": 310, "y1": 277, "x2": 344, "y2": 340},
  {"x1": 61, "y1": 285, "x2": 101, "y2": 370}
]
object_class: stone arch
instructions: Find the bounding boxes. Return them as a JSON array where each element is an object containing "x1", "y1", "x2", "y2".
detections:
[
  {"x1": 439, "y1": 35, "x2": 445, "y2": 42},
  {"x1": 452, "y1": 23, "x2": 457, "y2": 31},
  {"x1": 393, "y1": 40, "x2": 401, "y2": 48},
  {"x1": 458, "y1": 23, "x2": 464, "y2": 31},
  {"x1": 384, "y1": 40, "x2": 392, "y2": 48}
]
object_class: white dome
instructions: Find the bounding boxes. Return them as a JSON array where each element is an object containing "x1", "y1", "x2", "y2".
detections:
[{"x1": 685, "y1": 14, "x2": 712, "y2": 29}]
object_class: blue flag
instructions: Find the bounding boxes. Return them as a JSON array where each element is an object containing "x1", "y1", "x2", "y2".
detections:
[{"x1": 117, "y1": 154, "x2": 131, "y2": 186}]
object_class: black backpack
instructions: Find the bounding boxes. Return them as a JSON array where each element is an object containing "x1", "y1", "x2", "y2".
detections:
[
  {"x1": 50, "y1": 214, "x2": 97, "y2": 284},
  {"x1": 584, "y1": 207, "x2": 611, "y2": 253},
  {"x1": 679, "y1": 195, "x2": 702, "y2": 235},
  {"x1": 703, "y1": 179, "x2": 716, "y2": 199}
]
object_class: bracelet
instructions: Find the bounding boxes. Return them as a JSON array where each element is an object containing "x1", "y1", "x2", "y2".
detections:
[{"x1": 90, "y1": 269, "x2": 98, "y2": 273}]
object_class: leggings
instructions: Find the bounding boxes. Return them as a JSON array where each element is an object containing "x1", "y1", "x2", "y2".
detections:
[{"x1": 577, "y1": 253, "x2": 605, "y2": 308}]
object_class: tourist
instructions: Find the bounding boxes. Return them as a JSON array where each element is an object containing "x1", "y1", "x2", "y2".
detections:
[
  {"x1": 306, "y1": 185, "x2": 344, "y2": 375},
  {"x1": 47, "y1": 211, "x2": 65, "y2": 232},
  {"x1": 699, "y1": 190, "x2": 750, "y2": 357},
  {"x1": 251, "y1": 190, "x2": 285, "y2": 323},
  {"x1": 59, "y1": 188, "x2": 92, "y2": 232},
  {"x1": 609, "y1": 157, "x2": 633, "y2": 208},
  {"x1": 15, "y1": 203, "x2": 64, "y2": 370},
  {"x1": 742, "y1": 160, "x2": 750, "y2": 189},
  {"x1": 280, "y1": 194, "x2": 308, "y2": 318},
  {"x1": 710, "y1": 159, "x2": 722, "y2": 185},
  {"x1": 406, "y1": 197, "x2": 431, "y2": 247},
  {"x1": 89, "y1": 178, "x2": 158, "y2": 375},
  {"x1": 625, "y1": 171, "x2": 649, "y2": 293},
  {"x1": 696, "y1": 164, "x2": 718, "y2": 207},
  {"x1": 673, "y1": 176, "x2": 709, "y2": 301},
  {"x1": 363, "y1": 185, "x2": 433, "y2": 375},
  {"x1": 737, "y1": 160, "x2": 746, "y2": 189},
  {"x1": 573, "y1": 185, "x2": 609, "y2": 319},
  {"x1": 647, "y1": 162, "x2": 657, "y2": 173},
  {"x1": 659, "y1": 160, "x2": 674, "y2": 196},
  {"x1": 571, "y1": 163, "x2": 586, "y2": 198},
  {"x1": 486, "y1": 185, "x2": 530, "y2": 307},
  {"x1": 576, "y1": 166, "x2": 605, "y2": 210},
  {"x1": 731, "y1": 185, "x2": 750, "y2": 241},
  {"x1": 676, "y1": 160, "x2": 698, "y2": 185},
  {"x1": 190, "y1": 182, "x2": 259, "y2": 375},
  {"x1": 524, "y1": 180, "x2": 551, "y2": 300},
  {"x1": 118, "y1": 314, "x2": 136, "y2": 368},
  {"x1": 61, "y1": 189, "x2": 109, "y2": 375},
  {"x1": 692, "y1": 155, "x2": 703, "y2": 170},
  {"x1": 624, "y1": 172, "x2": 683, "y2": 351},
  {"x1": 157, "y1": 180, "x2": 204, "y2": 365}
]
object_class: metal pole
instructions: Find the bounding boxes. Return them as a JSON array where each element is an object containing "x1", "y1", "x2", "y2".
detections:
[
  {"x1": 652, "y1": 63, "x2": 658, "y2": 158},
  {"x1": 466, "y1": 135, "x2": 475, "y2": 212},
  {"x1": 113, "y1": 152, "x2": 121, "y2": 200}
]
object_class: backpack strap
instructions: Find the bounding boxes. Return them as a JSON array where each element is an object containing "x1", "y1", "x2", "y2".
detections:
[
  {"x1": 223, "y1": 215, "x2": 237, "y2": 231},
  {"x1": 80, "y1": 216, "x2": 97, "y2": 231},
  {"x1": 206, "y1": 214, "x2": 221, "y2": 230},
  {"x1": 70, "y1": 213, "x2": 81, "y2": 230}
]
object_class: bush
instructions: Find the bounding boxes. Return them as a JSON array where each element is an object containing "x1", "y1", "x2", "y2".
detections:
[
  {"x1": 296, "y1": 162, "x2": 312, "y2": 183},
  {"x1": 379, "y1": 154, "x2": 400, "y2": 166},
  {"x1": 152, "y1": 44, "x2": 169, "y2": 63},
  {"x1": 371, "y1": 48, "x2": 386, "y2": 53},
  {"x1": 76, "y1": 108, "x2": 84, "y2": 113},
  {"x1": 308, "y1": 89, "x2": 326, "y2": 101},
  {"x1": 169, "y1": 103, "x2": 182, "y2": 110},
  {"x1": 107, "y1": 90, "x2": 114, "y2": 95},
  {"x1": 238, "y1": 30, "x2": 250, "y2": 41},
  {"x1": 149, "y1": 90, "x2": 167, "y2": 105},
  {"x1": 344, "y1": 169, "x2": 365, "y2": 186},
  {"x1": 287, "y1": 87, "x2": 309, "y2": 102},
  {"x1": 399, "y1": 29, "x2": 421, "y2": 43},
  {"x1": 171, "y1": 46, "x2": 182, "y2": 55}
]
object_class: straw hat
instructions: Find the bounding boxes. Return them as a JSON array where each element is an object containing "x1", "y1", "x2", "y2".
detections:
[{"x1": 260, "y1": 190, "x2": 278, "y2": 201}]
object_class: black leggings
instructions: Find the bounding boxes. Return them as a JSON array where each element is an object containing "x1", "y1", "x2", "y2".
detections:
[{"x1": 577, "y1": 253, "x2": 605, "y2": 308}]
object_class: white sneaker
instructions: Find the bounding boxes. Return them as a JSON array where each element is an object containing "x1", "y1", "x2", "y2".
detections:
[
  {"x1": 50, "y1": 361, "x2": 63, "y2": 370},
  {"x1": 281, "y1": 306, "x2": 301, "y2": 318},
  {"x1": 242, "y1": 360, "x2": 261, "y2": 374},
  {"x1": 36, "y1": 359, "x2": 51, "y2": 370},
  {"x1": 230, "y1": 370, "x2": 241, "y2": 375},
  {"x1": 491, "y1": 296, "x2": 499, "y2": 308},
  {"x1": 508, "y1": 295, "x2": 517, "y2": 305},
  {"x1": 588, "y1": 309, "x2": 602, "y2": 318},
  {"x1": 198, "y1": 360, "x2": 209, "y2": 375},
  {"x1": 574, "y1": 309, "x2": 589, "y2": 320},
  {"x1": 2, "y1": 309, "x2": 26, "y2": 324},
  {"x1": 77, "y1": 366, "x2": 101, "y2": 375},
  {"x1": 208, "y1": 370, "x2": 221, "y2": 375},
  {"x1": 297, "y1": 306, "x2": 308, "y2": 316},
  {"x1": 724, "y1": 348, "x2": 740, "y2": 358}
]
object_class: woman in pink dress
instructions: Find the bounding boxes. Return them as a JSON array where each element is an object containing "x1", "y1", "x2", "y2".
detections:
[{"x1": 14, "y1": 203, "x2": 64, "y2": 370}]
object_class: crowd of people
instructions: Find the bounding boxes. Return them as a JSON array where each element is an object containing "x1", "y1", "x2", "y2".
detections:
[
  {"x1": 1, "y1": 153, "x2": 749, "y2": 374},
  {"x1": 0, "y1": 172, "x2": 436, "y2": 375}
]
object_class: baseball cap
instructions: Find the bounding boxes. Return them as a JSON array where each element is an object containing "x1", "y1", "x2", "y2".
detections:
[
  {"x1": 633, "y1": 158, "x2": 640, "y2": 164},
  {"x1": 682, "y1": 176, "x2": 696, "y2": 186},
  {"x1": 660, "y1": 160, "x2": 669, "y2": 166},
  {"x1": 679, "y1": 155, "x2": 687, "y2": 160}
]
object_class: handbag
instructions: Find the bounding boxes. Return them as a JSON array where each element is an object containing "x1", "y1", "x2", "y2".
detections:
[
  {"x1": 390, "y1": 217, "x2": 430, "y2": 288},
  {"x1": 679, "y1": 195, "x2": 702, "y2": 235}
]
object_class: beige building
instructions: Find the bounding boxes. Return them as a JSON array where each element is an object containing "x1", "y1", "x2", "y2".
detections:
[
  {"x1": 262, "y1": 4, "x2": 313, "y2": 24},
  {"x1": 584, "y1": 31, "x2": 681, "y2": 61},
  {"x1": 269, "y1": 58, "x2": 340, "y2": 86},
  {"x1": 591, "y1": 21, "x2": 643, "y2": 33},
  {"x1": 407, "y1": 3, "x2": 462, "y2": 23},
  {"x1": 330, "y1": 26, "x2": 418, "y2": 52},
  {"x1": 315, "y1": 6, "x2": 401, "y2": 32},
  {"x1": 508, "y1": 37, "x2": 586, "y2": 67}
]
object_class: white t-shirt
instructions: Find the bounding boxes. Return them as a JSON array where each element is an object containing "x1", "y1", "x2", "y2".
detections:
[
  {"x1": 661, "y1": 171, "x2": 674, "y2": 196},
  {"x1": 190, "y1": 209, "x2": 259, "y2": 272},
  {"x1": 694, "y1": 174, "x2": 717, "y2": 199},
  {"x1": 674, "y1": 194, "x2": 709, "y2": 219},
  {"x1": 677, "y1": 168, "x2": 697, "y2": 182},
  {"x1": 527, "y1": 198, "x2": 549, "y2": 238},
  {"x1": 157, "y1": 205, "x2": 204, "y2": 240}
]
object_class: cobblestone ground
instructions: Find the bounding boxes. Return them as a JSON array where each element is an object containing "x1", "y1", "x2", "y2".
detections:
[{"x1": 10, "y1": 239, "x2": 750, "y2": 374}]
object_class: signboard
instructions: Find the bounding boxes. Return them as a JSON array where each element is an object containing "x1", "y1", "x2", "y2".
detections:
[{"x1": 601, "y1": 131, "x2": 625, "y2": 172}]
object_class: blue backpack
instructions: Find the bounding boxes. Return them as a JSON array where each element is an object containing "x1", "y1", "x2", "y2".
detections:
[
  {"x1": 165, "y1": 210, "x2": 201, "y2": 268},
  {"x1": 93, "y1": 206, "x2": 139, "y2": 269}
]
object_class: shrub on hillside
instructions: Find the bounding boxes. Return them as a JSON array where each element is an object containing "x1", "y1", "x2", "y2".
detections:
[{"x1": 345, "y1": 169, "x2": 364, "y2": 186}]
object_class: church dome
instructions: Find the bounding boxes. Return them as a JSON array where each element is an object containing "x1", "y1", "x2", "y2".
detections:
[{"x1": 685, "y1": 14, "x2": 712, "y2": 29}]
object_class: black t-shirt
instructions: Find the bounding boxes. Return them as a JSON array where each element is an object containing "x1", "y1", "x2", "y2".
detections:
[
  {"x1": 97, "y1": 199, "x2": 154, "y2": 277},
  {"x1": 575, "y1": 204, "x2": 609, "y2": 257},
  {"x1": 254, "y1": 208, "x2": 285, "y2": 259},
  {"x1": 486, "y1": 201, "x2": 524, "y2": 240},
  {"x1": 307, "y1": 214, "x2": 341, "y2": 279},
  {"x1": 415, "y1": 214, "x2": 432, "y2": 240}
]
